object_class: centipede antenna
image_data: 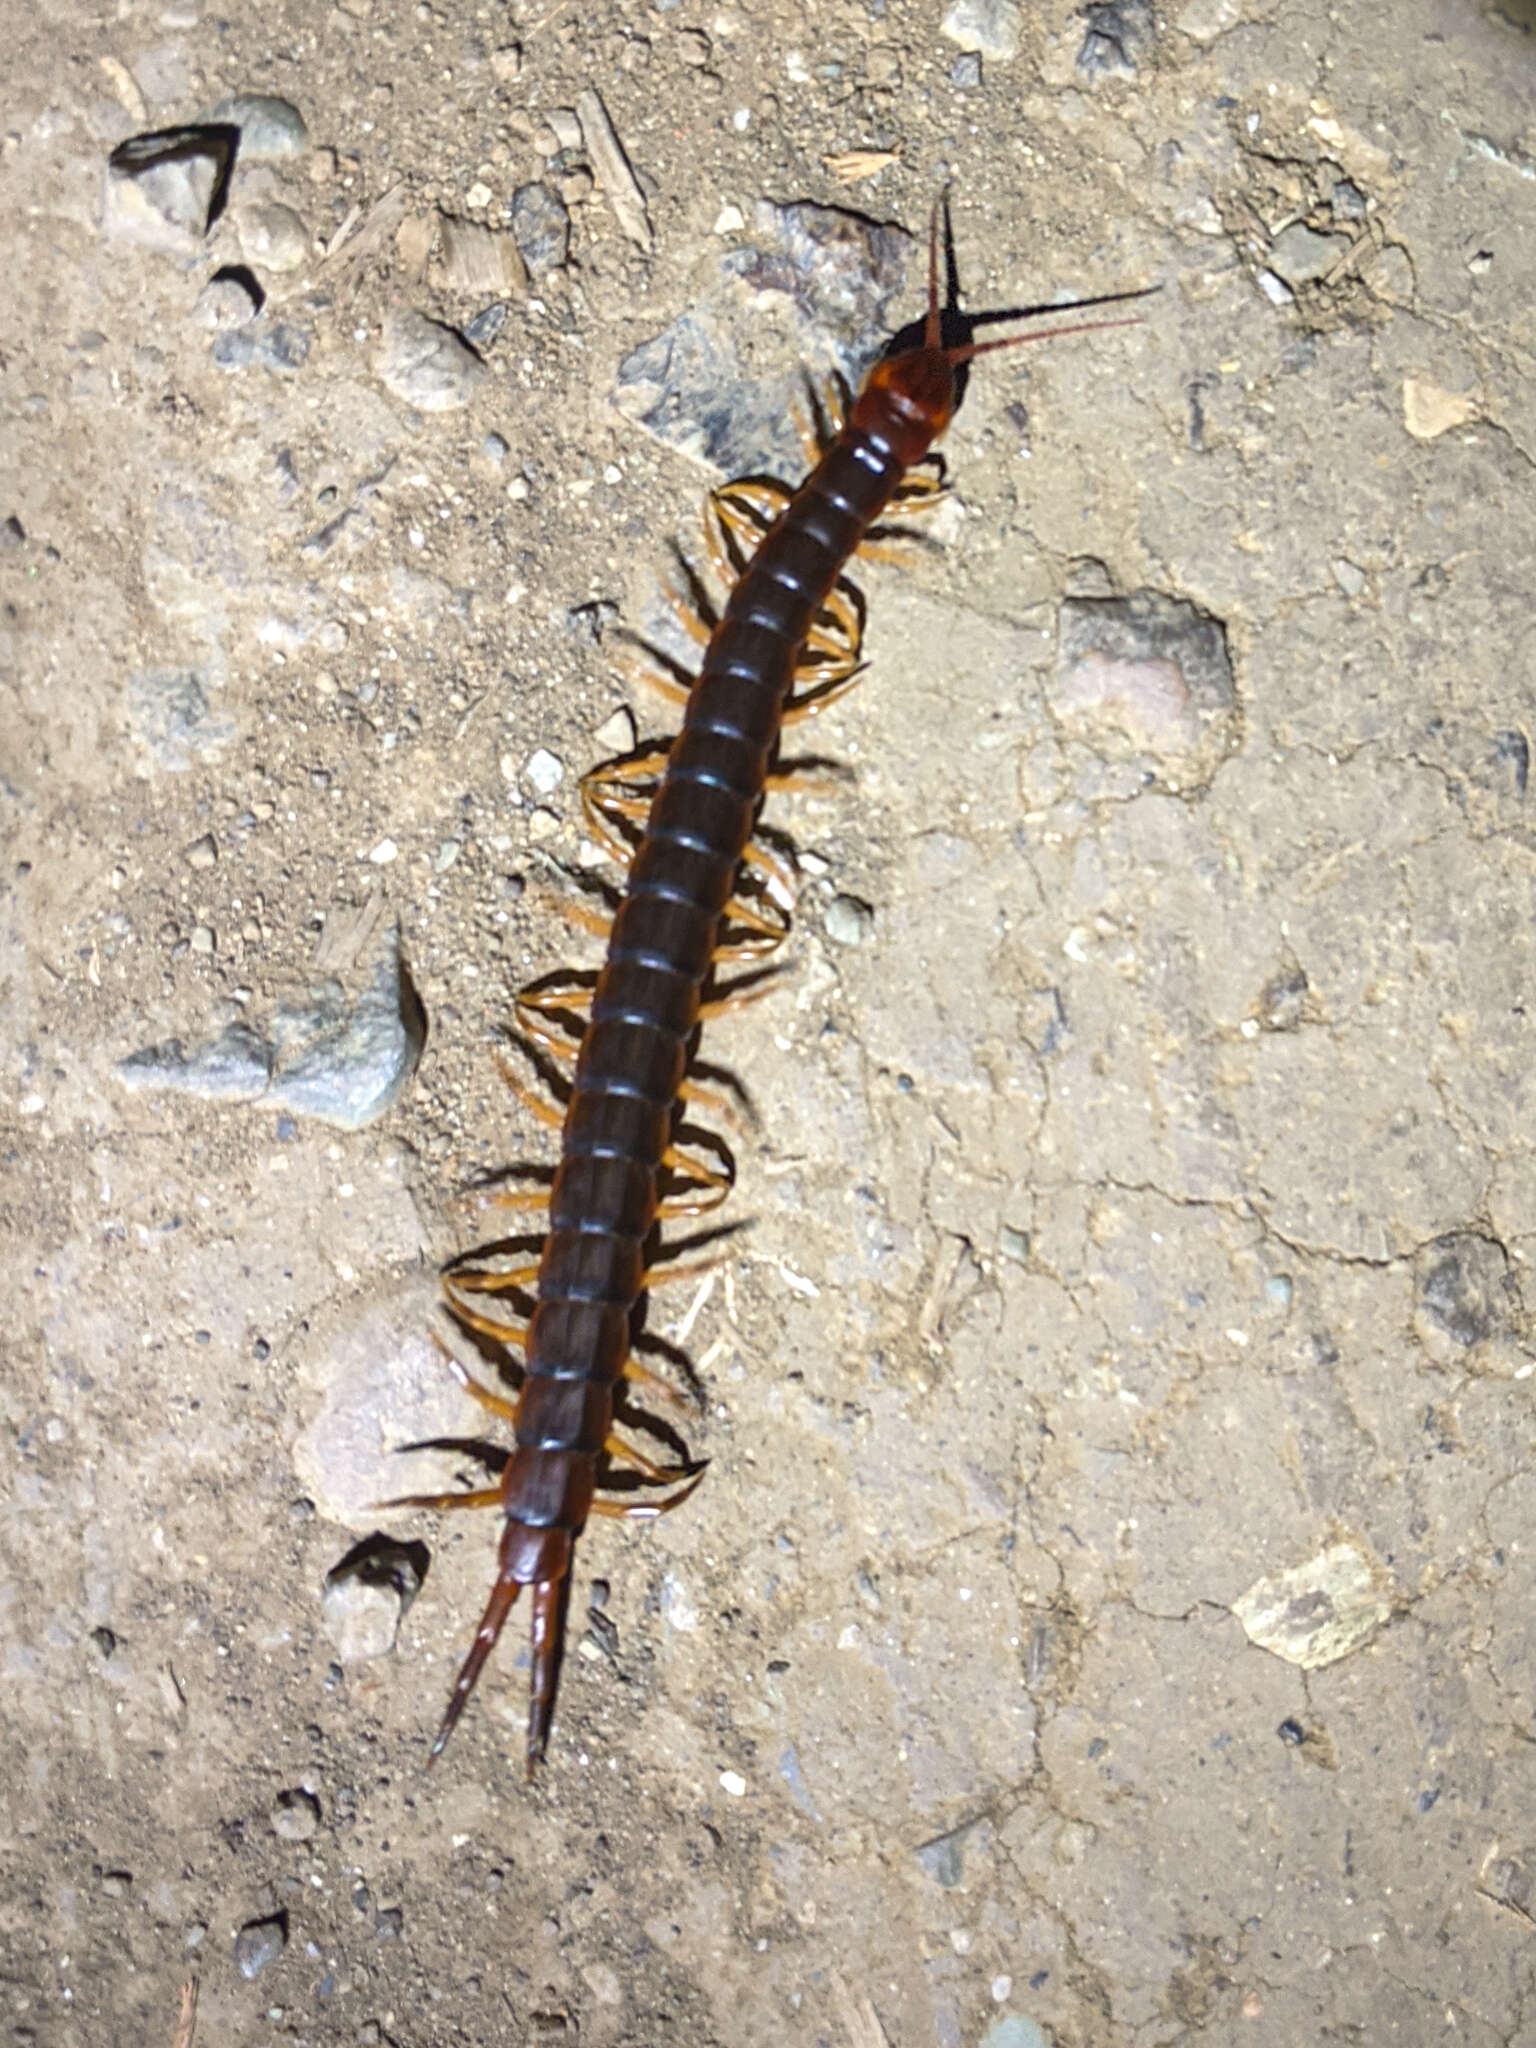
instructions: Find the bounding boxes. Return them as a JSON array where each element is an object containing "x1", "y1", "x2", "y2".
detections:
[
  {"x1": 925, "y1": 199, "x2": 942, "y2": 351},
  {"x1": 945, "y1": 311, "x2": 1147, "y2": 368}
]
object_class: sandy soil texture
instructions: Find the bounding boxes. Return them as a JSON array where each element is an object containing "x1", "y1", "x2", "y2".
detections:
[{"x1": 4, "y1": 0, "x2": 1536, "y2": 2042}]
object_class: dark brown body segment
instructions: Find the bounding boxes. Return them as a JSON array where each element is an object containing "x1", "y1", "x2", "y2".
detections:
[{"x1": 423, "y1": 234, "x2": 986, "y2": 1768}]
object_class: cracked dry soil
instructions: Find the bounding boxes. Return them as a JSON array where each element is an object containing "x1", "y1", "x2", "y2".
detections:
[{"x1": 5, "y1": 0, "x2": 1536, "y2": 2043}]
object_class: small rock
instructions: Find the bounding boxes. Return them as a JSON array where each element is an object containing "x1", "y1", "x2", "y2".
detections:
[
  {"x1": 234, "y1": 1913, "x2": 287, "y2": 1980},
  {"x1": 103, "y1": 126, "x2": 234, "y2": 255},
  {"x1": 940, "y1": 0, "x2": 1020, "y2": 60},
  {"x1": 525, "y1": 747, "x2": 564, "y2": 795},
  {"x1": 951, "y1": 51, "x2": 983, "y2": 86},
  {"x1": 271, "y1": 1789, "x2": 321, "y2": 1841},
  {"x1": 236, "y1": 199, "x2": 311, "y2": 273},
  {"x1": 1, "y1": 515, "x2": 24, "y2": 548},
  {"x1": 509, "y1": 181, "x2": 570, "y2": 275},
  {"x1": 593, "y1": 705, "x2": 637, "y2": 753},
  {"x1": 1076, "y1": 0, "x2": 1154, "y2": 78},
  {"x1": 185, "y1": 833, "x2": 218, "y2": 868},
  {"x1": 118, "y1": 1022, "x2": 274, "y2": 1103},
  {"x1": 374, "y1": 309, "x2": 489, "y2": 412},
  {"x1": 211, "y1": 319, "x2": 311, "y2": 372},
  {"x1": 1232, "y1": 1541, "x2": 1394, "y2": 1669},
  {"x1": 194, "y1": 269, "x2": 261, "y2": 329},
  {"x1": 321, "y1": 1537, "x2": 427, "y2": 1662},
  {"x1": 189, "y1": 923, "x2": 216, "y2": 955},
  {"x1": 373, "y1": 1905, "x2": 404, "y2": 1941},
  {"x1": 1267, "y1": 221, "x2": 1348, "y2": 287},
  {"x1": 209, "y1": 93, "x2": 310, "y2": 161},
  {"x1": 320, "y1": 1574, "x2": 402, "y2": 1662},
  {"x1": 463, "y1": 301, "x2": 509, "y2": 349},
  {"x1": 1050, "y1": 589, "x2": 1236, "y2": 781},
  {"x1": 824, "y1": 892, "x2": 874, "y2": 945},
  {"x1": 1415, "y1": 1232, "x2": 1517, "y2": 1359},
  {"x1": 1403, "y1": 375, "x2": 1479, "y2": 441},
  {"x1": 1330, "y1": 558, "x2": 1366, "y2": 598},
  {"x1": 1255, "y1": 269, "x2": 1294, "y2": 307},
  {"x1": 265, "y1": 919, "x2": 426, "y2": 1128}
]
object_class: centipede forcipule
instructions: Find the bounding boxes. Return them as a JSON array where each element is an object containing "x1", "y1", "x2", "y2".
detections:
[{"x1": 380, "y1": 206, "x2": 1141, "y2": 1773}]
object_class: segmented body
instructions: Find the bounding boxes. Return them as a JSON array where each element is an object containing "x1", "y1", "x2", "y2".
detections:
[{"x1": 388, "y1": 214, "x2": 1135, "y2": 1769}]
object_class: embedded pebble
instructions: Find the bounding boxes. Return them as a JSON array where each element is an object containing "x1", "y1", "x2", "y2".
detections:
[
  {"x1": 373, "y1": 309, "x2": 489, "y2": 411},
  {"x1": 184, "y1": 832, "x2": 218, "y2": 868},
  {"x1": 1414, "y1": 1232, "x2": 1515, "y2": 1360},
  {"x1": 320, "y1": 1573, "x2": 404, "y2": 1663},
  {"x1": 1232, "y1": 1542, "x2": 1393, "y2": 1669},
  {"x1": 613, "y1": 201, "x2": 907, "y2": 477},
  {"x1": 1267, "y1": 221, "x2": 1349, "y2": 287},
  {"x1": 194, "y1": 269, "x2": 261, "y2": 328},
  {"x1": 127, "y1": 668, "x2": 236, "y2": 769},
  {"x1": 236, "y1": 199, "x2": 311, "y2": 273},
  {"x1": 209, "y1": 92, "x2": 310, "y2": 161},
  {"x1": 271, "y1": 1789, "x2": 321, "y2": 1841},
  {"x1": 1050, "y1": 589, "x2": 1235, "y2": 781},
  {"x1": 1402, "y1": 375, "x2": 1479, "y2": 440},
  {"x1": 117, "y1": 917, "x2": 423, "y2": 1129},
  {"x1": 102, "y1": 127, "x2": 234, "y2": 255},
  {"x1": 234, "y1": 1914, "x2": 287, "y2": 1980},
  {"x1": 118, "y1": 1022, "x2": 273, "y2": 1103},
  {"x1": 1331, "y1": 557, "x2": 1366, "y2": 597},
  {"x1": 1255, "y1": 268, "x2": 1294, "y2": 307},
  {"x1": 264, "y1": 921, "x2": 425, "y2": 1127},
  {"x1": 1076, "y1": 0, "x2": 1155, "y2": 78},
  {"x1": 525, "y1": 747, "x2": 564, "y2": 795},
  {"x1": 823, "y1": 892, "x2": 874, "y2": 946},
  {"x1": 211, "y1": 319, "x2": 312, "y2": 372},
  {"x1": 321, "y1": 1539, "x2": 427, "y2": 1661},
  {"x1": 951, "y1": 52, "x2": 983, "y2": 86},
  {"x1": 509, "y1": 182, "x2": 570, "y2": 275},
  {"x1": 940, "y1": 0, "x2": 1020, "y2": 59}
]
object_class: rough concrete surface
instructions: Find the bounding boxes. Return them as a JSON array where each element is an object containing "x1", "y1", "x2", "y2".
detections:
[{"x1": 3, "y1": 1, "x2": 1536, "y2": 2043}]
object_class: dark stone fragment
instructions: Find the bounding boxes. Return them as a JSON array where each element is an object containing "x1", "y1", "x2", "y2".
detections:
[{"x1": 510, "y1": 182, "x2": 570, "y2": 275}]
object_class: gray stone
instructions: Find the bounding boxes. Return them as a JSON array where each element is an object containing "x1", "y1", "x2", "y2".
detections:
[
  {"x1": 265, "y1": 922, "x2": 425, "y2": 1129},
  {"x1": 233, "y1": 1914, "x2": 286, "y2": 1980},
  {"x1": 1050, "y1": 589, "x2": 1235, "y2": 785},
  {"x1": 209, "y1": 92, "x2": 309, "y2": 161},
  {"x1": 126, "y1": 668, "x2": 235, "y2": 769},
  {"x1": 373, "y1": 309, "x2": 488, "y2": 411},
  {"x1": 211, "y1": 318, "x2": 311, "y2": 372},
  {"x1": 320, "y1": 1574, "x2": 402, "y2": 1663},
  {"x1": 509, "y1": 181, "x2": 570, "y2": 275},
  {"x1": 1268, "y1": 221, "x2": 1350, "y2": 287},
  {"x1": 194, "y1": 270, "x2": 261, "y2": 328},
  {"x1": 235, "y1": 199, "x2": 310, "y2": 273},
  {"x1": 102, "y1": 126, "x2": 233, "y2": 255},
  {"x1": 1076, "y1": 0, "x2": 1154, "y2": 79},
  {"x1": 940, "y1": 0, "x2": 1020, "y2": 59},
  {"x1": 117, "y1": 1023, "x2": 273, "y2": 1103},
  {"x1": 613, "y1": 201, "x2": 908, "y2": 478},
  {"x1": 270, "y1": 1788, "x2": 321, "y2": 1840}
]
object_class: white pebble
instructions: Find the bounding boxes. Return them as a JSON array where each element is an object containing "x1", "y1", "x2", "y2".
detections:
[
  {"x1": 525, "y1": 747, "x2": 564, "y2": 794},
  {"x1": 368, "y1": 838, "x2": 399, "y2": 864},
  {"x1": 719, "y1": 1770, "x2": 746, "y2": 1798}
]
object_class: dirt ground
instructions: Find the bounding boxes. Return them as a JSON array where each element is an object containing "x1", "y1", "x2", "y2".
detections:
[{"x1": 5, "y1": 0, "x2": 1536, "y2": 2042}]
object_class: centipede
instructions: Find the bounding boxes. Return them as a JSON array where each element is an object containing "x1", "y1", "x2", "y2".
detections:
[{"x1": 381, "y1": 204, "x2": 1140, "y2": 1773}]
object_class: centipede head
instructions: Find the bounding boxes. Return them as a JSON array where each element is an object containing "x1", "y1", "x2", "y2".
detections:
[{"x1": 852, "y1": 199, "x2": 1152, "y2": 465}]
